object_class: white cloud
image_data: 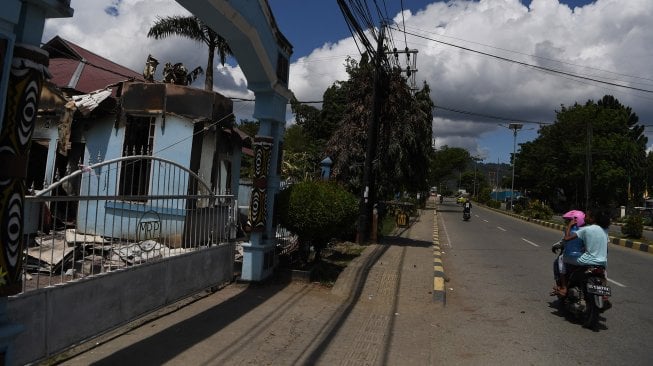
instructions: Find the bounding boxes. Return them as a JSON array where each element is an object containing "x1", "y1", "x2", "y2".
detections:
[
  {"x1": 44, "y1": 0, "x2": 653, "y2": 162},
  {"x1": 43, "y1": 0, "x2": 250, "y2": 95}
]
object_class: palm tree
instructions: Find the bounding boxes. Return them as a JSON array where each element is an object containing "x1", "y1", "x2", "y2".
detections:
[{"x1": 147, "y1": 15, "x2": 232, "y2": 91}]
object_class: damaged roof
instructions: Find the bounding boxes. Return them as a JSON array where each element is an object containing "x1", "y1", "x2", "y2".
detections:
[
  {"x1": 121, "y1": 82, "x2": 233, "y2": 124},
  {"x1": 43, "y1": 36, "x2": 143, "y2": 95}
]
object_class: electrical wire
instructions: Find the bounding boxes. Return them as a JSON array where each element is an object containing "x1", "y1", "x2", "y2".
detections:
[
  {"x1": 390, "y1": 26, "x2": 653, "y2": 94},
  {"x1": 400, "y1": 24, "x2": 653, "y2": 87},
  {"x1": 433, "y1": 105, "x2": 549, "y2": 125}
]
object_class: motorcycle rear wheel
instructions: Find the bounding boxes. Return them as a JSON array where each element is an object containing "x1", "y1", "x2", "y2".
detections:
[{"x1": 582, "y1": 290, "x2": 599, "y2": 329}]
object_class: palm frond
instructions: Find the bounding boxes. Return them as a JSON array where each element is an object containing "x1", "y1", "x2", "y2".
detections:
[{"x1": 147, "y1": 15, "x2": 206, "y2": 44}]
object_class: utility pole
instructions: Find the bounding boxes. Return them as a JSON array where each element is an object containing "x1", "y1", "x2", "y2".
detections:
[
  {"x1": 509, "y1": 123, "x2": 522, "y2": 211},
  {"x1": 357, "y1": 24, "x2": 385, "y2": 244}
]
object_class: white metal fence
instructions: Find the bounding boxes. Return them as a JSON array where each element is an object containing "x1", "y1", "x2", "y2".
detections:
[{"x1": 22, "y1": 155, "x2": 237, "y2": 292}]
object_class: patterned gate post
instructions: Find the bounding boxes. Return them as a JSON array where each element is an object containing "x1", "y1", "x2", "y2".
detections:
[
  {"x1": 248, "y1": 135, "x2": 274, "y2": 232},
  {"x1": 0, "y1": 44, "x2": 49, "y2": 296}
]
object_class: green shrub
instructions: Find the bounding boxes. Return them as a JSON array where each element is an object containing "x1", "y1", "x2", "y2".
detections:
[
  {"x1": 621, "y1": 214, "x2": 643, "y2": 239},
  {"x1": 513, "y1": 203, "x2": 524, "y2": 214},
  {"x1": 276, "y1": 181, "x2": 359, "y2": 261},
  {"x1": 486, "y1": 199, "x2": 501, "y2": 209},
  {"x1": 478, "y1": 188, "x2": 492, "y2": 204},
  {"x1": 522, "y1": 199, "x2": 553, "y2": 220},
  {"x1": 379, "y1": 214, "x2": 396, "y2": 236}
]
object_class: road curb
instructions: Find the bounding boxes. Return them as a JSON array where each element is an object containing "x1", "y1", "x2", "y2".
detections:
[
  {"x1": 609, "y1": 237, "x2": 653, "y2": 254},
  {"x1": 432, "y1": 204, "x2": 446, "y2": 305},
  {"x1": 486, "y1": 206, "x2": 653, "y2": 255}
]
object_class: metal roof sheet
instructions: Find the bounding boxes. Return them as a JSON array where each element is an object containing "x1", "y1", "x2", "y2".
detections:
[{"x1": 43, "y1": 36, "x2": 143, "y2": 94}]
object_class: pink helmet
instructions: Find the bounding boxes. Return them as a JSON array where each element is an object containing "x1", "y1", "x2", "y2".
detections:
[{"x1": 562, "y1": 210, "x2": 585, "y2": 227}]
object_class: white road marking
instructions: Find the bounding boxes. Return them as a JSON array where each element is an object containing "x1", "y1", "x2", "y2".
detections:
[
  {"x1": 607, "y1": 278, "x2": 626, "y2": 288},
  {"x1": 521, "y1": 238, "x2": 539, "y2": 247},
  {"x1": 497, "y1": 226, "x2": 507, "y2": 232},
  {"x1": 483, "y1": 219, "x2": 489, "y2": 223}
]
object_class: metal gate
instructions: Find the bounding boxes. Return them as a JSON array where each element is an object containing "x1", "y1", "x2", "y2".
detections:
[{"x1": 22, "y1": 155, "x2": 237, "y2": 292}]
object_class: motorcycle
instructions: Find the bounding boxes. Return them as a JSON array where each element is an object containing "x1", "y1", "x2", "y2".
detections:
[
  {"x1": 552, "y1": 243, "x2": 612, "y2": 329},
  {"x1": 463, "y1": 210, "x2": 471, "y2": 221}
]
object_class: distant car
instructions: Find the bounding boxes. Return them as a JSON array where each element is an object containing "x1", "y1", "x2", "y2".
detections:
[{"x1": 456, "y1": 196, "x2": 466, "y2": 204}]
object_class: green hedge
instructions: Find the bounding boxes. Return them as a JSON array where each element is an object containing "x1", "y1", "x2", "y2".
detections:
[
  {"x1": 621, "y1": 214, "x2": 643, "y2": 239},
  {"x1": 486, "y1": 199, "x2": 501, "y2": 209},
  {"x1": 276, "y1": 180, "x2": 359, "y2": 261},
  {"x1": 522, "y1": 199, "x2": 553, "y2": 220}
]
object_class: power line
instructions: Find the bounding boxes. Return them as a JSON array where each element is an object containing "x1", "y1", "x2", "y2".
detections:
[
  {"x1": 433, "y1": 105, "x2": 550, "y2": 125},
  {"x1": 391, "y1": 26, "x2": 653, "y2": 94},
  {"x1": 399, "y1": 24, "x2": 653, "y2": 87}
]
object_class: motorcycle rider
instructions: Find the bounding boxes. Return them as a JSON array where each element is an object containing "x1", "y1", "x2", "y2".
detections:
[
  {"x1": 555, "y1": 208, "x2": 610, "y2": 296},
  {"x1": 462, "y1": 198, "x2": 472, "y2": 218},
  {"x1": 551, "y1": 210, "x2": 585, "y2": 295}
]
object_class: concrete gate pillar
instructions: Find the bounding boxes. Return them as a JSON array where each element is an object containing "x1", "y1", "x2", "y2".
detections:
[
  {"x1": 174, "y1": 0, "x2": 293, "y2": 282},
  {"x1": 241, "y1": 90, "x2": 286, "y2": 281}
]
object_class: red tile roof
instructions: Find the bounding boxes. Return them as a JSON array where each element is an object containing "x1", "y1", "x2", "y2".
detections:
[{"x1": 43, "y1": 36, "x2": 144, "y2": 94}]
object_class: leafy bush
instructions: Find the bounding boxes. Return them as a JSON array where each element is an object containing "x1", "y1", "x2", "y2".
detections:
[
  {"x1": 522, "y1": 199, "x2": 553, "y2": 220},
  {"x1": 276, "y1": 181, "x2": 359, "y2": 262},
  {"x1": 478, "y1": 188, "x2": 492, "y2": 204},
  {"x1": 513, "y1": 203, "x2": 524, "y2": 214},
  {"x1": 621, "y1": 214, "x2": 643, "y2": 239},
  {"x1": 486, "y1": 199, "x2": 501, "y2": 209}
]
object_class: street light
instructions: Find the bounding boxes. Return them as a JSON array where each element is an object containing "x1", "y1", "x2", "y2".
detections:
[
  {"x1": 472, "y1": 155, "x2": 482, "y2": 199},
  {"x1": 508, "y1": 123, "x2": 523, "y2": 211}
]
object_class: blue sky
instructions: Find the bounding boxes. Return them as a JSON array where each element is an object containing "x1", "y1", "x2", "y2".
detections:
[{"x1": 44, "y1": 0, "x2": 653, "y2": 165}]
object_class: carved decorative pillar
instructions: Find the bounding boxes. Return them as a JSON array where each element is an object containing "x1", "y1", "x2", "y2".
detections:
[
  {"x1": 0, "y1": 44, "x2": 48, "y2": 296},
  {"x1": 248, "y1": 135, "x2": 274, "y2": 232}
]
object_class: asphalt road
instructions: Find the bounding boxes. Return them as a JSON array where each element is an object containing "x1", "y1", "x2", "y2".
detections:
[{"x1": 434, "y1": 198, "x2": 653, "y2": 365}]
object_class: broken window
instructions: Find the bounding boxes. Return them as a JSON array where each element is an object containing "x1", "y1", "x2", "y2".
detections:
[
  {"x1": 26, "y1": 139, "x2": 50, "y2": 190},
  {"x1": 119, "y1": 115, "x2": 155, "y2": 201}
]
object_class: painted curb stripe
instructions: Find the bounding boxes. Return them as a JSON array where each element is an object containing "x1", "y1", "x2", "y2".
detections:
[
  {"x1": 432, "y1": 206, "x2": 446, "y2": 304},
  {"x1": 610, "y1": 237, "x2": 653, "y2": 253}
]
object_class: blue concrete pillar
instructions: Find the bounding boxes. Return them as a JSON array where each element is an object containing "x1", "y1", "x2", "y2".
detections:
[{"x1": 241, "y1": 90, "x2": 287, "y2": 281}]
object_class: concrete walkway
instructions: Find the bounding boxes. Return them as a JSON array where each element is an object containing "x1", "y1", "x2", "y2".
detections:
[{"x1": 57, "y1": 201, "x2": 443, "y2": 366}]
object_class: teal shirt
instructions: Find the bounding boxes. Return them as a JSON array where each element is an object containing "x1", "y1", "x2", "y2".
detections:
[{"x1": 575, "y1": 224, "x2": 608, "y2": 266}]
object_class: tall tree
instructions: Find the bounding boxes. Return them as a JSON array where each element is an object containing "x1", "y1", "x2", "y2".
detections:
[
  {"x1": 516, "y1": 95, "x2": 647, "y2": 210},
  {"x1": 324, "y1": 56, "x2": 433, "y2": 198},
  {"x1": 429, "y1": 146, "x2": 471, "y2": 189},
  {"x1": 282, "y1": 124, "x2": 321, "y2": 181},
  {"x1": 147, "y1": 15, "x2": 232, "y2": 91}
]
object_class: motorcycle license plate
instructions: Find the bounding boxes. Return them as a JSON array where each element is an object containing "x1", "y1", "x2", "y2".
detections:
[{"x1": 587, "y1": 283, "x2": 611, "y2": 296}]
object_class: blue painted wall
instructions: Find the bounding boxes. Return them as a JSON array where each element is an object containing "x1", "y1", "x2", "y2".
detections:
[{"x1": 77, "y1": 114, "x2": 194, "y2": 243}]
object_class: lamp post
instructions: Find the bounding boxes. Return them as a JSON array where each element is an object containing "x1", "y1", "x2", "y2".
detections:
[{"x1": 509, "y1": 123, "x2": 522, "y2": 211}]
